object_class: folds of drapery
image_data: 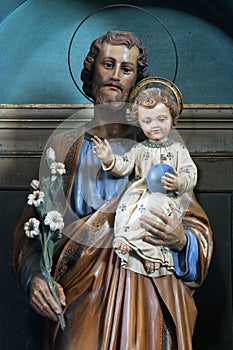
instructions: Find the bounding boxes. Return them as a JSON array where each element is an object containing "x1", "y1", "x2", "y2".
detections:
[{"x1": 12, "y1": 128, "x2": 213, "y2": 350}]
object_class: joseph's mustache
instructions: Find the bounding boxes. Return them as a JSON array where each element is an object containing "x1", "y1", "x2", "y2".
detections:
[{"x1": 102, "y1": 82, "x2": 123, "y2": 91}]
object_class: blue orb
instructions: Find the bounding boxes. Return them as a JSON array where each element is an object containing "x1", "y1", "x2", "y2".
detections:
[{"x1": 146, "y1": 163, "x2": 176, "y2": 193}]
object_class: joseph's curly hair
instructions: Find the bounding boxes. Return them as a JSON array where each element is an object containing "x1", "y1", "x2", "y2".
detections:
[
  {"x1": 81, "y1": 31, "x2": 149, "y2": 98},
  {"x1": 131, "y1": 88, "x2": 180, "y2": 126}
]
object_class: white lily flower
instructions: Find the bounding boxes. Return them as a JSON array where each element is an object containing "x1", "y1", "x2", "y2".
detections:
[
  {"x1": 30, "y1": 179, "x2": 40, "y2": 190},
  {"x1": 44, "y1": 211, "x2": 64, "y2": 231},
  {"x1": 50, "y1": 162, "x2": 66, "y2": 182},
  {"x1": 46, "y1": 147, "x2": 56, "y2": 161},
  {"x1": 50, "y1": 162, "x2": 66, "y2": 175},
  {"x1": 24, "y1": 218, "x2": 40, "y2": 238},
  {"x1": 28, "y1": 190, "x2": 45, "y2": 207}
]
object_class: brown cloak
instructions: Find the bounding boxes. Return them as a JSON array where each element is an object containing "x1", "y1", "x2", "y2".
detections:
[{"x1": 12, "y1": 128, "x2": 213, "y2": 350}]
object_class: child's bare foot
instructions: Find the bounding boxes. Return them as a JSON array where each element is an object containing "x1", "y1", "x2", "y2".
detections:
[
  {"x1": 144, "y1": 260, "x2": 161, "y2": 273},
  {"x1": 114, "y1": 239, "x2": 132, "y2": 254}
]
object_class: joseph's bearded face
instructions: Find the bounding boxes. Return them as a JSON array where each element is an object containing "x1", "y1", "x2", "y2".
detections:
[{"x1": 91, "y1": 42, "x2": 139, "y2": 109}]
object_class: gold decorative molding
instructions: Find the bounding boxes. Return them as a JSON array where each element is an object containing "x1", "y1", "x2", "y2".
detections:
[
  {"x1": 0, "y1": 103, "x2": 232, "y2": 108},
  {"x1": 0, "y1": 104, "x2": 232, "y2": 129},
  {"x1": 0, "y1": 104, "x2": 232, "y2": 189},
  {"x1": 0, "y1": 103, "x2": 94, "y2": 108}
]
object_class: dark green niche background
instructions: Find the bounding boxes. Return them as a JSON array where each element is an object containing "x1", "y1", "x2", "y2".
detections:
[
  {"x1": 0, "y1": 0, "x2": 232, "y2": 104},
  {"x1": 0, "y1": 1, "x2": 232, "y2": 350}
]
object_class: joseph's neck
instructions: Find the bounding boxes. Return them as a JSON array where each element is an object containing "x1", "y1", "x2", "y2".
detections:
[{"x1": 88, "y1": 105, "x2": 128, "y2": 139}]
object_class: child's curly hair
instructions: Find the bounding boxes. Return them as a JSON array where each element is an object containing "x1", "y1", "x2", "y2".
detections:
[{"x1": 131, "y1": 88, "x2": 180, "y2": 126}]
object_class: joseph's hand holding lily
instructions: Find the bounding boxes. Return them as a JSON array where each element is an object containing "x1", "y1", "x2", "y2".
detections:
[{"x1": 23, "y1": 147, "x2": 66, "y2": 330}]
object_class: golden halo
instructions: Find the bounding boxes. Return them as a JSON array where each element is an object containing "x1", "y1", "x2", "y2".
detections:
[{"x1": 129, "y1": 76, "x2": 183, "y2": 114}]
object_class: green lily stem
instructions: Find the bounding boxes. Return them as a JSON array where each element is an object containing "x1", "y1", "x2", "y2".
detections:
[
  {"x1": 44, "y1": 268, "x2": 66, "y2": 331},
  {"x1": 40, "y1": 232, "x2": 66, "y2": 330}
]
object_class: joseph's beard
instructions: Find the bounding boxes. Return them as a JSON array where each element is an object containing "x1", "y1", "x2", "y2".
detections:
[{"x1": 91, "y1": 81, "x2": 129, "y2": 111}]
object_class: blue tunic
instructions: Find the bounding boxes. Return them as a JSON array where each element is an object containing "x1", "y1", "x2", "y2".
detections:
[{"x1": 71, "y1": 134, "x2": 134, "y2": 217}]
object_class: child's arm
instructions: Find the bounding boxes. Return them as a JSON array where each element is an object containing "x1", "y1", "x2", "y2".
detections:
[
  {"x1": 161, "y1": 170, "x2": 185, "y2": 193},
  {"x1": 91, "y1": 135, "x2": 114, "y2": 168},
  {"x1": 161, "y1": 143, "x2": 198, "y2": 194},
  {"x1": 161, "y1": 146, "x2": 197, "y2": 193}
]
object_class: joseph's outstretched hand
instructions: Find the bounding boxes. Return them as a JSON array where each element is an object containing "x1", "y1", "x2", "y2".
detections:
[
  {"x1": 140, "y1": 208, "x2": 187, "y2": 251},
  {"x1": 29, "y1": 274, "x2": 66, "y2": 321}
]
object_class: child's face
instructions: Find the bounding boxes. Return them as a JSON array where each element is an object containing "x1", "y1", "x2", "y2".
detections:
[{"x1": 138, "y1": 103, "x2": 172, "y2": 142}]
